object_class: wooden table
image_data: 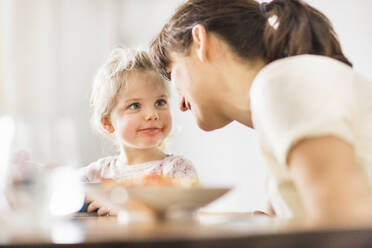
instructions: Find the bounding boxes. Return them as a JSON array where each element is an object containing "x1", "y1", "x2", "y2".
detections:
[{"x1": 2, "y1": 212, "x2": 372, "y2": 247}]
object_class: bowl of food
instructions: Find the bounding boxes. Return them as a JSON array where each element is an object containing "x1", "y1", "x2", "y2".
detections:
[
  {"x1": 125, "y1": 186, "x2": 230, "y2": 218},
  {"x1": 84, "y1": 174, "x2": 230, "y2": 219}
]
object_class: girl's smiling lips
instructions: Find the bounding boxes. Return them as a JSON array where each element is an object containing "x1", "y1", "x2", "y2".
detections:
[{"x1": 138, "y1": 127, "x2": 162, "y2": 134}]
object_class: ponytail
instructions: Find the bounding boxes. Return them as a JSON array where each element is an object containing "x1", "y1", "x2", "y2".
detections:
[{"x1": 262, "y1": 0, "x2": 352, "y2": 66}]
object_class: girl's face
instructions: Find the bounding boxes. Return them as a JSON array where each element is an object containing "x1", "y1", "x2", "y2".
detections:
[{"x1": 106, "y1": 71, "x2": 172, "y2": 149}]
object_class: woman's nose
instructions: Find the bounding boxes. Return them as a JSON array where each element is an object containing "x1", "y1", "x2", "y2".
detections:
[{"x1": 179, "y1": 97, "x2": 188, "y2": 112}]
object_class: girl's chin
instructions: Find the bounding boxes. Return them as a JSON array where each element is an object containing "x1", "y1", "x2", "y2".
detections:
[
  {"x1": 138, "y1": 143, "x2": 161, "y2": 149},
  {"x1": 120, "y1": 134, "x2": 167, "y2": 149},
  {"x1": 124, "y1": 140, "x2": 163, "y2": 149}
]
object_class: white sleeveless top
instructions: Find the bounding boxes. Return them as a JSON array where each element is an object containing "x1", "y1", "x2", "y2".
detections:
[{"x1": 250, "y1": 55, "x2": 372, "y2": 218}]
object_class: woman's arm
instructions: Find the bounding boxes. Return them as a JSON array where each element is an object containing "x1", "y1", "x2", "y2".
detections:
[{"x1": 288, "y1": 136, "x2": 372, "y2": 226}]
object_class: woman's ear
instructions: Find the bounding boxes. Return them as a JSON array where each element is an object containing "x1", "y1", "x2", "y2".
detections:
[
  {"x1": 101, "y1": 117, "x2": 115, "y2": 134},
  {"x1": 191, "y1": 24, "x2": 208, "y2": 62}
]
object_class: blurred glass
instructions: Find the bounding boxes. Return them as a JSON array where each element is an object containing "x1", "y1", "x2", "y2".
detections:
[
  {"x1": 48, "y1": 165, "x2": 85, "y2": 216},
  {"x1": 5, "y1": 149, "x2": 51, "y2": 228},
  {"x1": 0, "y1": 116, "x2": 15, "y2": 211},
  {"x1": 1, "y1": 116, "x2": 85, "y2": 230}
]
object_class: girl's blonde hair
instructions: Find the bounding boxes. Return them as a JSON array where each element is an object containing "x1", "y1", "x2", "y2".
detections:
[{"x1": 90, "y1": 47, "x2": 169, "y2": 138}]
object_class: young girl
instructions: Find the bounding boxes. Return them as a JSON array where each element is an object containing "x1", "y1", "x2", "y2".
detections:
[
  {"x1": 150, "y1": 0, "x2": 372, "y2": 225},
  {"x1": 79, "y1": 48, "x2": 198, "y2": 216}
]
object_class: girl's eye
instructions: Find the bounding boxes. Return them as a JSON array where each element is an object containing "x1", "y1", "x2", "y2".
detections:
[
  {"x1": 155, "y1": 99, "x2": 167, "y2": 107},
  {"x1": 128, "y1": 102, "x2": 141, "y2": 110}
]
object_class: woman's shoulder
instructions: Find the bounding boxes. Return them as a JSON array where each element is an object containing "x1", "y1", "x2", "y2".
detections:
[
  {"x1": 253, "y1": 55, "x2": 353, "y2": 90},
  {"x1": 260, "y1": 54, "x2": 352, "y2": 78},
  {"x1": 251, "y1": 55, "x2": 354, "y2": 104},
  {"x1": 250, "y1": 56, "x2": 359, "y2": 166}
]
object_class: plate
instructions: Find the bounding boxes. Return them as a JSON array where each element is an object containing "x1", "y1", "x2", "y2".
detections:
[
  {"x1": 84, "y1": 183, "x2": 230, "y2": 218},
  {"x1": 126, "y1": 186, "x2": 230, "y2": 215}
]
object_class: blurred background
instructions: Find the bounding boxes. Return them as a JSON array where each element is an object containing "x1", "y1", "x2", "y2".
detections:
[{"x1": 1, "y1": 0, "x2": 371, "y2": 212}]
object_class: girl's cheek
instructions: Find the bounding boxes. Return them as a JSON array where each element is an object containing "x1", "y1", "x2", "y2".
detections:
[
  {"x1": 162, "y1": 111, "x2": 172, "y2": 135},
  {"x1": 116, "y1": 116, "x2": 139, "y2": 139}
]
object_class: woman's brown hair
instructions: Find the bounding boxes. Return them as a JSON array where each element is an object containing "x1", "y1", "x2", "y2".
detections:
[{"x1": 151, "y1": 0, "x2": 352, "y2": 80}]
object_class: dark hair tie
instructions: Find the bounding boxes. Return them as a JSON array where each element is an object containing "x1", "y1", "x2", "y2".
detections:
[{"x1": 259, "y1": 2, "x2": 267, "y2": 17}]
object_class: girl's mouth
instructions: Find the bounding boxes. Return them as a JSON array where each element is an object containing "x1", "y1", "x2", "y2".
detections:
[{"x1": 138, "y1": 127, "x2": 161, "y2": 134}]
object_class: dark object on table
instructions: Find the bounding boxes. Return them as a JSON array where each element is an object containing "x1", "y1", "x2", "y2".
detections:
[{"x1": 78, "y1": 202, "x2": 98, "y2": 213}]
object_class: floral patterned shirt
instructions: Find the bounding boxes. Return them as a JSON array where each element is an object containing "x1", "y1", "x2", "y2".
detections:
[{"x1": 79, "y1": 154, "x2": 198, "y2": 185}]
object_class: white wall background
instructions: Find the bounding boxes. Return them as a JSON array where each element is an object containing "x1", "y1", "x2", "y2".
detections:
[{"x1": 1, "y1": 0, "x2": 371, "y2": 212}]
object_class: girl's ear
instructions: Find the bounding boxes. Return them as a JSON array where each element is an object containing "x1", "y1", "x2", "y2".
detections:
[
  {"x1": 101, "y1": 117, "x2": 115, "y2": 134},
  {"x1": 191, "y1": 24, "x2": 208, "y2": 62}
]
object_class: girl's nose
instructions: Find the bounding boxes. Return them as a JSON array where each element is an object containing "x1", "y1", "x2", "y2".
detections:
[{"x1": 145, "y1": 111, "x2": 159, "y2": 121}]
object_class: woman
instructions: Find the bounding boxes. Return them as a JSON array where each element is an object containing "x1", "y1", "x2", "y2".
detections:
[{"x1": 150, "y1": 0, "x2": 372, "y2": 225}]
